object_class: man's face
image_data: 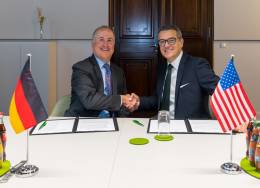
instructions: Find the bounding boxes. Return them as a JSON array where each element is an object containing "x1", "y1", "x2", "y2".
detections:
[
  {"x1": 158, "y1": 29, "x2": 183, "y2": 62},
  {"x1": 92, "y1": 29, "x2": 115, "y2": 62}
]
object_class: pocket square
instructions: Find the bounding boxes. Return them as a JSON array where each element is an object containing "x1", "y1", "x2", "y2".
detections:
[{"x1": 180, "y1": 83, "x2": 190, "y2": 88}]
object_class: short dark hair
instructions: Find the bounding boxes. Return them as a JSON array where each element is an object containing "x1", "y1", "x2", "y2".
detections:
[
  {"x1": 158, "y1": 25, "x2": 182, "y2": 39},
  {"x1": 92, "y1": 25, "x2": 115, "y2": 40}
]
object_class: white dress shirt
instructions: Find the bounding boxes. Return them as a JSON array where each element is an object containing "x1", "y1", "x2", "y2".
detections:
[{"x1": 168, "y1": 51, "x2": 183, "y2": 119}]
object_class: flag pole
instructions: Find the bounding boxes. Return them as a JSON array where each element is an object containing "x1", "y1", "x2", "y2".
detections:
[
  {"x1": 229, "y1": 54, "x2": 235, "y2": 164},
  {"x1": 15, "y1": 54, "x2": 39, "y2": 178},
  {"x1": 26, "y1": 54, "x2": 32, "y2": 164},
  {"x1": 231, "y1": 54, "x2": 234, "y2": 62},
  {"x1": 220, "y1": 130, "x2": 242, "y2": 175},
  {"x1": 230, "y1": 130, "x2": 233, "y2": 163},
  {"x1": 220, "y1": 55, "x2": 242, "y2": 175}
]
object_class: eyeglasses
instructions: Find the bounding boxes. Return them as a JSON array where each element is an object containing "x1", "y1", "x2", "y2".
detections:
[{"x1": 158, "y1": 37, "x2": 178, "y2": 47}]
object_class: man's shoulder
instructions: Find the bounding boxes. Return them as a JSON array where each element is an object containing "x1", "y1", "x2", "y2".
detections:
[
  {"x1": 183, "y1": 52, "x2": 208, "y2": 64},
  {"x1": 181, "y1": 53, "x2": 210, "y2": 71},
  {"x1": 73, "y1": 56, "x2": 96, "y2": 70},
  {"x1": 73, "y1": 57, "x2": 91, "y2": 67}
]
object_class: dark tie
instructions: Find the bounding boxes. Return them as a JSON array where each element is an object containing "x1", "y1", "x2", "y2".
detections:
[
  {"x1": 99, "y1": 63, "x2": 112, "y2": 118},
  {"x1": 160, "y1": 64, "x2": 173, "y2": 111}
]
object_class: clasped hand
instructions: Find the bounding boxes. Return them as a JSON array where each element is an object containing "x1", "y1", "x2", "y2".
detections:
[{"x1": 122, "y1": 93, "x2": 140, "y2": 112}]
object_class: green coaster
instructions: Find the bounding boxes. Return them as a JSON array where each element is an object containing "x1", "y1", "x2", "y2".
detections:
[
  {"x1": 154, "y1": 135, "x2": 174, "y2": 141},
  {"x1": 240, "y1": 157, "x2": 260, "y2": 179},
  {"x1": 129, "y1": 138, "x2": 149, "y2": 145},
  {"x1": 0, "y1": 160, "x2": 11, "y2": 177}
]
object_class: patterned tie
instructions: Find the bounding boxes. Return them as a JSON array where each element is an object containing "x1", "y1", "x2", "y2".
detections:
[
  {"x1": 160, "y1": 64, "x2": 173, "y2": 111},
  {"x1": 103, "y1": 63, "x2": 112, "y2": 95},
  {"x1": 99, "y1": 63, "x2": 112, "y2": 118}
]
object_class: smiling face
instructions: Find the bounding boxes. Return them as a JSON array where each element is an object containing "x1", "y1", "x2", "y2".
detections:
[
  {"x1": 92, "y1": 28, "x2": 115, "y2": 62},
  {"x1": 158, "y1": 29, "x2": 184, "y2": 62}
]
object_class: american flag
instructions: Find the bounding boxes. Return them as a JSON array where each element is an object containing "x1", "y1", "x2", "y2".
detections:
[{"x1": 210, "y1": 58, "x2": 256, "y2": 132}]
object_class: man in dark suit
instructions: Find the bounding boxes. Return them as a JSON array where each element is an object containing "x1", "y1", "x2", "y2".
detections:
[
  {"x1": 65, "y1": 26, "x2": 134, "y2": 117},
  {"x1": 130, "y1": 25, "x2": 219, "y2": 119}
]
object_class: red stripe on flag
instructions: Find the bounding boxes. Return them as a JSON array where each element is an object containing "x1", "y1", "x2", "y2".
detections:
[
  {"x1": 224, "y1": 89, "x2": 241, "y2": 126},
  {"x1": 218, "y1": 87, "x2": 236, "y2": 128},
  {"x1": 210, "y1": 59, "x2": 256, "y2": 132},
  {"x1": 210, "y1": 96, "x2": 227, "y2": 132},
  {"x1": 216, "y1": 88, "x2": 232, "y2": 130},
  {"x1": 14, "y1": 80, "x2": 37, "y2": 129},
  {"x1": 229, "y1": 88, "x2": 246, "y2": 123},
  {"x1": 238, "y1": 83, "x2": 256, "y2": 117},
  {"x1": 234, "y1": 84, "x2": 250, "y2": 120},
  {"x1": 214, "y1": 89, "x2": 230, "y2": 131}
]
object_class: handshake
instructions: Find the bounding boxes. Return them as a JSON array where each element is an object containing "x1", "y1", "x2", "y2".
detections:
[{"x1": 121, "y1": 93, "x2": 140, "y2": 112}]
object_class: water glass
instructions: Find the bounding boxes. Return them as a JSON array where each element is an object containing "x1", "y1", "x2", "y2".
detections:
[{"x1": 157, "y1": 110, "x2": 170, "y2": 135}]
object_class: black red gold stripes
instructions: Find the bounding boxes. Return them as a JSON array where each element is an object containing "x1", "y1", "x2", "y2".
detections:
[{"x1": 9, "y1": 58, "x2": 48, "y2": 134}]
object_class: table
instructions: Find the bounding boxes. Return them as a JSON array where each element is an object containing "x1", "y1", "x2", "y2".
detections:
[{"x1": 2, "y1": 117, "x2": 259, "y2": 187}]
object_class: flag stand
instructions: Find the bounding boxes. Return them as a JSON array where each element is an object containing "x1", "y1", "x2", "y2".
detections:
[
  {"x1": 8, "y1": 52, "x2": 48, "y2": 178},
  {"x1": 220, "y1": 130, "x2": 242, "y2": 175},
  {"x1": 15, "y1": 129, "x2": 39, "y2": 177},
  {"x1": 15, "y1": 54, "x2": 40, "y2": 178}
]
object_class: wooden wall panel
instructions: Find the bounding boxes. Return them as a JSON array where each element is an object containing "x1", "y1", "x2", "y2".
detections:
[{"x1": 120, "y1": 0, "x2": 153, "y2": 38}]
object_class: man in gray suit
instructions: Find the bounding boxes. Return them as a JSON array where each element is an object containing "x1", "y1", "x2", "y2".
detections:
[{"x1": 65, "y1": 26, "x2": 135, "y2": 117}]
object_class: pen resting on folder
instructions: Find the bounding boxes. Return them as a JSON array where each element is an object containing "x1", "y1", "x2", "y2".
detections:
[
  {"x1": 133, "y1": 120, "x2": 144, "y2": 126},
  {"x1": 38, "y1": 121, "x2": 47, "y2": 130}
]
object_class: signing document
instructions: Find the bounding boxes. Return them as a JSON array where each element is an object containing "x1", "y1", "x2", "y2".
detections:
[
  {"x1": 188, "y1": 120, "x2": 226, "y2": 134},
  {"x1": 31, "y1": 117, "x2": 75, "y2": 135},
  {"x1": 148, "y1": 120, "x2": 187, "y2": 133},
  {"x1": 76, "y1": 118, "x2": 117, "y2": 132}
]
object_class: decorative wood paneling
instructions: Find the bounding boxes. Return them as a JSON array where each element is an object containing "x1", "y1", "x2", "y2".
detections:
[
  {"x1": 120, "y1": 0, "x2": 153, "y2": 38},
  {"x1": 159, "y1": 0, "x2": 213, "y2": 64},
  {"x1": 113, "y1": 0, "x2": 159, "y2": 110},
  {"x1": 174, "y1": 0, "x2": 201, "y2": 36},
  {"x1": 120, "y1": 59, "x2": 150, "y2": 95}
]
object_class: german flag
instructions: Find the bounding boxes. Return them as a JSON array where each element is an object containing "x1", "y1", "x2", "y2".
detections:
[{"x1": 9, "y1": 57, "x2": 48, "y2": 134}]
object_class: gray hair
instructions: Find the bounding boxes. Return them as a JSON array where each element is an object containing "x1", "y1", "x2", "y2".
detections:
[
  {"x1": 92, "y1": 25, "x2": 115, "y2": 40},
  {"x1": 158, "y1": 25, "x2": 182, "y2": 39}
]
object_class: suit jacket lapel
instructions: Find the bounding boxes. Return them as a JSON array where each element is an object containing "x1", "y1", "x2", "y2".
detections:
[
  {"x1": 110, "y1": 65, "x2": 117, "y2": 95},
  {"x1": 90, "y1": 55, "x2": 104, "y2": 92},
  {"x1": 157, "y1": 62, "x2": 167, "y2": 109},
  {"x1": 174, "y1": 53, "x2": 187, "y2": 108}
]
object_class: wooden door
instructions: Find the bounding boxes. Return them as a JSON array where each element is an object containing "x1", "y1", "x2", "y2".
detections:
[
  {"x1": 159, "y1": 0, "x2": 213, "y2": 63},
  {"x1": 110, "y1": 0, "x2": 213, "y2": 117},
  {"x1": 110, "y1": 0, "x2": 159, "y2": 96}
]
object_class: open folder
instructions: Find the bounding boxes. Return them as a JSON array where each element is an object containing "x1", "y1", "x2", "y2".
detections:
[
  {"x1": 30, "y1": 117, "x2": 118, "y2": 135},
  {"x1": 147, "y1": 119, "x2": 227, "y2": 134}
]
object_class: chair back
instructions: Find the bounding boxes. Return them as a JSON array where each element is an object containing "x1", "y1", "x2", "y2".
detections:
[{"x1": 50, "y1": 95, "x2": 71, "y2": 117}]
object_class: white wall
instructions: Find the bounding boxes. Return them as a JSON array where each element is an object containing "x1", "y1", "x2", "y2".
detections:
[
  {"x1": 0, "y1": 42, "x2": 51, "y2": 113},
  {"x1": 215, "y1": 0, "x2": 260, "y2": 40},
  {"x1": 214, "y1": 41, "x2": 260, "y2": 117},
  {"x1": 0, "y1": 40, "x2": 93, "y2": 114},
  {"x1": 0, "y1": 0, "x2": 108, "y2": 39},
  {"x1": 0, "y1": 0, "x2": 107, "y2": 114},
  {"x1": 214, "y1": 0, "x2": 260, "y2": 117},
  {"x1": 57, "y1": 40, "x2": 92, "y2": 99}
]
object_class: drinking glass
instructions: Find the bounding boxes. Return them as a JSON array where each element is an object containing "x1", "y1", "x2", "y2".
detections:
[{"x1": 157, "y1": 110, "x2": 170, "y2": 136}]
